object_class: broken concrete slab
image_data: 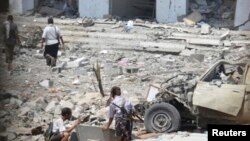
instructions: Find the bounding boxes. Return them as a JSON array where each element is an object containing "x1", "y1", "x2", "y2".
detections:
[
  {"x1": 76, "y1": 125, "x2": 121, "y2": 141},
  {"x1": 139, "y1": 42, "x2": 186, "y2": 53},
  {"x1": 66, "y1": 57, "x2": 88, "y2": 68},
  {"x1": 223, "y1": 40, "x2": 250, "y2": 47},
  {"x1": 187, "y1": 38, "x2": 222, "y2": 46}
]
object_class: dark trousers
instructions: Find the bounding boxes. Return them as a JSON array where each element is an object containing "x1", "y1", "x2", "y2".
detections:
[
  {"x1": 5, "y1": 44, "x2": 15, "y2": 63},
  {"x1": 44, "y1": 43, "x2": 59, "y2": 67}
]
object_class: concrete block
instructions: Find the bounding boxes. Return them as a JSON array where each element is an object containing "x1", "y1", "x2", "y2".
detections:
[
  {"x1": 39, "y1": 79, "x2": 53, "y2": 88},
  {"x1": 183, "y1": 11, "x2": 203, "y2": 26},
  {"x1": 200, "y1": 23, "x2": 211, "y2": 34}
]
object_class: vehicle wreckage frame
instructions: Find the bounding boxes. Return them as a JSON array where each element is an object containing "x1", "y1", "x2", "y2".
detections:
[{"x1": 134, "y1": 60, "x2": 250, "y2": 133}]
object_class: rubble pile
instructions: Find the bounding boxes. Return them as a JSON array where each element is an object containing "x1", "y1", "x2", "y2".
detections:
[
  {"x1": 188, "y1": 0, "x2": 236, "y2": 28},
  {"x1": 36, "y1": 0, "x2": 78, "y2": 18},
  {"x1": 0, "y1": 13, "x2": 249, "y2": 141}
]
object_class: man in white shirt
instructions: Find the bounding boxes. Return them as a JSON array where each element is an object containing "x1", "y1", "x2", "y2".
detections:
[
  {"x1": 102, "y1": 86, "x2": 134, "y2": 141},
  {"x1": 51, "y1": 107, "x2": 80, "y2": 141},
  {"x1": 41, "y1": 17, "x2": 64, "y2": 67}
]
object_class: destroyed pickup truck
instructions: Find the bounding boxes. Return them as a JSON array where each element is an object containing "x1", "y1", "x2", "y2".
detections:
[{"x1": 136, "y1": 60, "x2": 250, "y2": 133}]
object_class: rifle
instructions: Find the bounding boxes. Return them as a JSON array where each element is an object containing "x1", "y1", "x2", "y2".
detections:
[{"x1": 111, "y1": 103, "x2": 144, "y2": 123}]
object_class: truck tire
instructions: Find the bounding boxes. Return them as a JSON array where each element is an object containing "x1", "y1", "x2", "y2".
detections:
[{"x1": 144, "y1": 103, "x2": 181, "y2": 133}]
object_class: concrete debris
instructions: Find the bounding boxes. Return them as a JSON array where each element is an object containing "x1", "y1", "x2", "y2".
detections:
[
  {"x1": 18, "y1": 107, "x2": 31, "y2": 117},
  {"x1": 45, "y1": 101, "x2": 58, "y2": 113},
  {"x1": 180, "y1": 49, "x2": 196, "y2": 56},
  {"x1": 183, "y1": 11, "x2": 203, "y2": 26},
  {"x1": 200, "y1": 23, "x2": 211, "y2": 34},
  {"x1": 66, "y1": 57, "x2": 89, "y2": 68},
  {"x1": 125, "y1": 20, "x2": 134, "y2": 32},
  {"x1": 190, "y1": 54, "x2": 205, "y2": 62},
  {"x1": 59, "y1": 100, "x2": 74, "y2": 109},
  {"x1": 39, "y1": 79, "x2": 54, "y2": 88},
  {"x1": 72, "y1": 76, "x2": 81, "y2": 85},
  {"x1": 81, "y1": 18, "x2": 95, "y2": 27}
]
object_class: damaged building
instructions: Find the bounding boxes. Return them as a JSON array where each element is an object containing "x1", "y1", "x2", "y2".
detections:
[
  {"x1": 3, "y1": 0, "x2": 250, "y2": 30},
  {"x1": 0, "y1": 0, "x2": 250, "y2": 141}
]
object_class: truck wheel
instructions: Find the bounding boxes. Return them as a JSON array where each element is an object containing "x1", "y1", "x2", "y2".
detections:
[{"x1": 144, "y1": 103, "x2": 181, "y2": 133}]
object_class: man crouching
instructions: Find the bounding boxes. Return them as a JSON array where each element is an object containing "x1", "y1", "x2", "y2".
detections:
[{"x1": 51, "y1": 107, "x2": 80, "y2": 141}]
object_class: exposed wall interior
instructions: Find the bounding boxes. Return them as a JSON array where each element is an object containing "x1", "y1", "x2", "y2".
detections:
[
  {"x1": 9, "y1": 0, "x2": 34, "y2": 14},
  {"x1": 156, "y1": 0, "x2": 188, "y2": 23},
  {"x1": 111, "y1": 0, "x2": 156, "y2": 19},
  {"x1": 79, "y1": 0, "x2": 109, "y2": 18},
  {"x1": 22, "y1": 0, "x2": 34, "y2": 13},
  {"x1": 234, "y1": 0, "x2": 250, "y2": 31},
  {"x1": 9, "y1": 0, "x2": 22, "y2": 14}
]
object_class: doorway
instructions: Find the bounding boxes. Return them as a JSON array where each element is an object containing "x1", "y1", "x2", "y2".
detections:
[{"x1": 110, "y1": 0, "x2": 156, "y2": 19}]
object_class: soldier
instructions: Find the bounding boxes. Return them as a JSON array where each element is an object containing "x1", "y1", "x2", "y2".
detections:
[
  {"x1": 2, "y1": 15, "x2": 20, "y2": 71},
  {"x1": 102, "y1": 86, "x2": 134, "y2": 141}
]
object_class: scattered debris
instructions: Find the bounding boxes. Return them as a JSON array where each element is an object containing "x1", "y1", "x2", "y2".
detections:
[{"x1": 0, "y1": 12, "x2": 249, "y2": 141}]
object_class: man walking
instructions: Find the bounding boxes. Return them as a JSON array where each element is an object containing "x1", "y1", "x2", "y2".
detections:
[
  {"x1": 41, "y1": 17, "x2": 64, "y2": 67},
  {"x1": 2, "y1": 15, "x2": 20, "y2": 71}
]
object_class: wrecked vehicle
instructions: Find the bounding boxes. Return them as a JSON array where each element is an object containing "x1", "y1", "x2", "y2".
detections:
[{"x1": 136, "y1": 60, "x2": 250, "y2": 133}]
